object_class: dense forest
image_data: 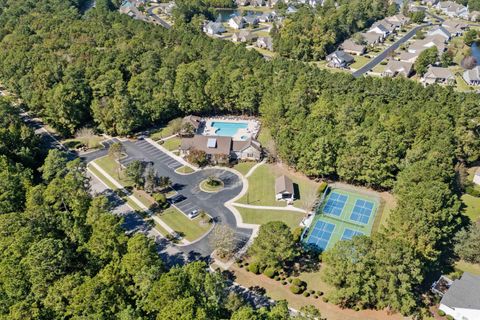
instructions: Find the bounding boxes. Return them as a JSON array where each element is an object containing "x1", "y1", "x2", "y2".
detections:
[
  {"x1": 272, "y1": 0, "x2": 392, "y2": 60},
  {"x1": 0, "y1": 0, "x2": 480, "y2": 317}
]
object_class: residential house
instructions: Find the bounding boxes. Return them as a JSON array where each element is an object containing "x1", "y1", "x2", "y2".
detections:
[
  {"x1": 229, "y1": 16, "x2": 245, "y2": 29},
  {"x1": 256, "y1": 37, "x2": 274, "y2": 51},
  {"x1": 236, "y1": 0, "x2": 250, "y2": 5},
  {"x1": 422, "y1": 66, "x2": 456, "y2": 85},
  {"x1": 385, "y1": 13, "x2": 410, "y2": 27},
  {"x1": 473, "y1": 168, "x2": 480, "y2": 185},
  {"x1": 407, "y1": 35, "x2": 447, "y2": 54},
  {"x1": 286, "y1": 6, "x2": 298, "y2": 14},
  {"x1": 426, "y1": 26, "x2": 451, "y2": 40},
  {"x1": 439, "y1": 272, "x2": 480, "y2": 320},
  {"x1": 203, "y1": 21, "x2": 226, "y2": 35},
  {"x1": 340, "y1": 39, "x2": 366, "y2": 56},
  {"x1": 243, "y1": 15, "x2": 259, "y2": 27},
  {"x1": 120, "y1": 1, "x2": 137, "y2": 16},
  {"x1": 397, "y1": 51, "x2": 421, "y2": 63},
  {"x1": 422, "y1": 0, "x2": 439, "y2": 6},
  {"x1": 232, "y1": 30, "x2": 258, "y2": 43},
  {"x1": 275, "y1": 175, "x2": 295, "y2": 202},
  {"x1": 180, "y1": 135, "x2": 261, "y2": 164},
  {"x1": 442, "y1": 19, "x2": 469, "y2": 36},
  {"x1": 436, "y1": 1, "x2": 469, "y2": 19},
  {"x1": 251, "y1": 0, "x2": 265, "y2": 6},
  {"x1": 361, "y1": 31, "x2": 384, "y2": 46},
  {"x1": 382, "y1": 60, "x2": 413, "y2": 77},
  {"x1": 470, "y1": 11, "x2": 480, "y2": 21},
  {"x1": 463, "y1": 66, "x2": 480, "y2": 86},
  {"x1": 259, "y1": 12, "x2": 273, "y2": 23},
  {"x1": 369, "y1": 23, "x2": 392, "y2": 38},
  {"x1": 326, "y1": 50, "x2": 354, "y2": 68}
]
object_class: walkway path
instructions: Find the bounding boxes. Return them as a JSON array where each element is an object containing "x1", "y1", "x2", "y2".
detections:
[{"x1": 245, "y1": 159, "x2": 266, "y2": 178}]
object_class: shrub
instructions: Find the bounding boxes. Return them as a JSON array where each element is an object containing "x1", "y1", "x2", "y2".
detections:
[
  {"x1": 466, "y1": 186, "x2": 480, "y2": 197},
  {"x1": 292, "y1": 227, "x2": 303, "y2": 242},
  {"x1": 317, "y1": 181, "x2": 328, "y2": 195},
  {"x1": 275, "y1": 276, "x2": 281, "y2": 281},
  {"x1": 292, "y1": 278, "x2": 305, "y2": 287},
  {"x1": 317, "y1": 291, "x2": 324, "y2": 296},
  {"x1": 314, "y1": 295, "x2": 318, "y2": 299},
  {"x1": 437, "y1": 310, "x2": 445, "y2": 316},
  {"x1": 288, "y1": 278, "x2": 292, "y2": 283},
  {"x1": 238, "y1": 264, "x2": 243, "y2": 268},
  {"x1": 309, "y1": 289, "x2": 315, "y2": 294},
  {"x1": 282, "y1": 281, "x2": 287, "y2": 285},
  {"x1": 263, "y1": 267, "x2": 276, "y2": 278},
  {"x1": 290, "y1": 285, "x2": 302, "y2": 294},
  {"x1": 322, "y1": 296, "x2": 329, "y2": 303},
  {"x1": 303, "y1": 292, "x2": 310, "y2": 297},
  {"x1": 446, "y1": 315, "x2": 453, "y2": 320},
  {"x1": 249, "y1": 263, "x2": 260, "y2": 274}
]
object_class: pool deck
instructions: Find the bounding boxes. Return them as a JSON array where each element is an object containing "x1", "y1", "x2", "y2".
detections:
[
  {"x1": 201, "y1": 118, "x2": 260, "y2": 141},
  {"x1": 305, "y1": 188, "x2": 379, "y2": 251}
]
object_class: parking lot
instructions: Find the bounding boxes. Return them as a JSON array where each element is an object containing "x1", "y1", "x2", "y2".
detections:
[{"x1": 120, "y1": 139, "x2": 183, "y2": 170}]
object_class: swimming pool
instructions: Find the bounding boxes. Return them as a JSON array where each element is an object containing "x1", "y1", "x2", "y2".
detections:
[{"x1": 211, "y1": 121, "x2": 248, "y2": 137}]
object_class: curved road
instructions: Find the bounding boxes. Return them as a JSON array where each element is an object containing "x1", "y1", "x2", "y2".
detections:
[
  {"x1": 81, "y1": 138, "x2": 253, "y2": 258},
  {"x1": 147, "y1": 5, "x2": 172, "y2": 29}
]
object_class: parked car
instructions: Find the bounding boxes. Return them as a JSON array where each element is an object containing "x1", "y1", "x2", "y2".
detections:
[{"x1": 188, "y1": 209, "x2": 200, "y2": 219}]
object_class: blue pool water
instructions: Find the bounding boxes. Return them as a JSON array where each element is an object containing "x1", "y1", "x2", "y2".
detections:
[{"x1": 211, "y1": 121, "x2": 248, "y2": 137}]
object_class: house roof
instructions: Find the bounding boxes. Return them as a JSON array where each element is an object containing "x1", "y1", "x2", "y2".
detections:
[
  {"x1": 384, "y1": 60, "x2": 413, "y2": 75},
  {"x1": 362, "y1": 32, "x2": 383, "y2": 44},
  {"x1": 232, "y1": 139, "x2": 261, "y2": 152},
  {"x1": 397, "y1": 51, "x2": 421, "y2": 62},
  {"x1": 427, "y1": 25, "x2": 451, "y2": 38},
  {"x1": 370, "y1": 23, "x2": 390, "y2": 34},
  {"x1": 424, "y1": 66, "x2": 455, "y2": 80},
  {"x1": 180, "y1": 135, "x2": 232, "y2": 155},
  {"x1": 205, "y1": 21, "x2": 225, "y2": 34},
  {"x1": 182, "y1": 115, "x2": 202, "y2": 129},
  {"x1": 340, "y1": 39, "x2": 366, "y2": 53},
  {"x1": 440, "y1": 272, "x2": 480, "y2": 310},
  {"x1": 275, "y1": 175, "x2": 294, "y2": 195},
  {"x1": 464, "y1": 66, "x2": 480, "y2": 81},
  {"x1": 243, "y1": 15, "x2": 259, "y2": 24},
  {"x1": 408, "y1": 35, "x2": 446, "y2": 53},
  {"x1": 326, "y1": 50, "x2": 354, "y2": 63},
  {"x1": 230, "y1": 16, "x2": 244, "y2": 25}
]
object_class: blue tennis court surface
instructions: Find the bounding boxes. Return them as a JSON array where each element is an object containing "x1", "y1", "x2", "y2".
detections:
[
  {"x1": 341, "y1": 228, "x2": 363, "y2": 240},
  {"x1": 323, "y1": 192, "x2": 348, "y2": 217},
  {"x1": 307, "y1": 220, "x2": 335, "y2": 250},
  {"x1": 350, "y1": 199, "x2": 374, "y2": 224}
]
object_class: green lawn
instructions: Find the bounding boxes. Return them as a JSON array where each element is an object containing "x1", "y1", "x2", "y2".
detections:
[
  {"x1": 235, "y1": 207, "x2": 304, "y2": 230},
  {"x1": 237, "y1": 163, "x2": 319, "y2": 209},
  {"x1": 157, "y1": 207, "x2": 211, "y2": 242},
  {"x1": 161, "y1": 137, "x2": 181, "y2": 151},
  {"x1": 232, "y1": 162, "x2": 257, "y2": 176},
  {"x1": 176, "y1": 165, "x2": 195, "y2": 174},
  {"x1": 461, "y1": 194, "x2": 480, "y2": 223},
  {"x1": 154, "y1": 221, "x2": 170, "y2": 237},
  {"x1": 149, "y1": 118, "x2": 182, "y2": 140},
  {"x1": 455, "y1": 260, "x2": 480, "y2": 276},
  {"x1": 455, "y1": 75, "x2": 474, "y2": 92},
  {"x1": 94, "y1": 156, "x2": 132, "y2": 187},
  {"x1": 200, "y1": 179, "x2": 224, "y2": 192},
  {"x1": 298, "y1": 269, "x2": 334, "y2": 294},
  {"x1": 350, "y1": 55, "x2": 371, "y2": 70}
]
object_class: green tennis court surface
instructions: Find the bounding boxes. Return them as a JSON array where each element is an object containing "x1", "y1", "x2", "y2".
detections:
[{"x1": 305, "y1": 188, "x2": 379, "y2": 251}]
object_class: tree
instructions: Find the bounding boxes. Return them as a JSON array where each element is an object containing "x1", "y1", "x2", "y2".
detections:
[
  {"x1": 462, "y1": 55, "x2": 478, "y2": 69},
  {"x1": 210, "y1": 225, "x2": 238, "y2": 260},
  {"x1": 441, "y1": 50, "x2": 454, "y2": 67},
  {"x1": 144, "y1": 165, "x2": 159, "y2": 193},
  {"x1": 248, "y1": 221, "x2": 298, "y2": 268},
  {"x1": 0, "y1": 156, "x2": 32, "y2": 214},
  {"x1": 464, "y1": 29, "x2": 478, "y2": 46},
  {"x1": 454, "y1": 225, "x2": 480, "y2": 264},
  {"x1": 125, "y1": 160, "x2": 145, "y2": 188},
  {"x1": 158, "y1": 176, "x2": 172, "y2": 191},
  {"x1": 414, "y1": 46, "x2": 438, "y2": 75},
  {"x1": 108, "y1": 142, "x2": 125, "y2": 179},
  {"x1": 410, "y1": 11, "x2": 425, "y2": 23},
  {"x1": 40, "y1": 149, "x2": 69, "y2": 182},
  {"x1": 297, "y1": 305, "x2": 322, "y2": 320},
  {"x1": 187, "y1": 149, "x2": 208, "y2": 167}
]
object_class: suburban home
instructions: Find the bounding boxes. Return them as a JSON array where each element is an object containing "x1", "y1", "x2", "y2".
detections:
[
  {"x1": 368, "y1": 23, "x2": 392, "y2": 38},
  {"x1": 326, "y1": 50, "x2": 354, "y2": 68},
  {"x1": 275, "y1": 175, "x2": 295, "y2": 202},
  {"x1": 259, "y1": 12, "x2": 273, "y2": 22},
  {"x1": 436, "y1": 1, "x2": 469, "y2": 19},
  {"x1": 361, "y1": 32, "x2": 384, "y2": 46},
  {"x1": 470, "y1": 11, "x2": 480, "y2": 21},
  {"x1": 422, "y1": 0, "x2": 439, "y2": 6},
  {"x1": 203, "y1": 21, "x2": 226, "y2": 35},
  {"x1": 229, "y1": 16, "x2": 244, "y2": 29},
  {"x1": 382, "y1": 60, "x2": 413, "y2": 77},
  {"x1": 385, "y1": 13, "x2": 410, "y2": 27},
  {"x1": 340, "y1": 39, "x2": 366, "y2": 56},
  {"x1": 473, "y1": 169, "x2": 480, "y2": 185},
  {"x1": 232, "y1": 30, "x2": 258, "y2": 43},
  {"x1": 251, "y1": 0, "x2": 265, "y2": 6},
  {"x1": 397, "y1": 51, "x2": 421, "y2": 63},
  {"x1": 408, "y1": 35, "x2": 446, "y2": 54},
  {"x1": 256, "y1": 37, "x2": 274, "y2": 51},
  {"x1": 243, "y1": 15, "x2": 259, "y2": 27},
  {"x1": 422, "y1": 66, "x2": 456, "y2": 85},
  {"x1": 438, "y1": 272, "x2": 480, "y2": 320},
  {"x1": 180, "y1": 135, "x2": 262, "y2": 164},
  {"x1": 286, "y1": 6, "x2": 298, "y2": 14},
  {"x1": 442, "y1": 19, "x2": 469, "y2": 36},
  {"x1": 463, "y1": 66, "x2": 480, "y2": 86},
  {"x1": 236, "y1": 0, "x2": 250, "y2": 5},
  {"x1": 427, "y1": 25, "x2": 451, "y2": 40}
]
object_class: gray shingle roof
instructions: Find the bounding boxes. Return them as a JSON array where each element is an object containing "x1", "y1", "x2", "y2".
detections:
[{"x1": 440, "y1": 272, "x2": 480, "y2": 310}]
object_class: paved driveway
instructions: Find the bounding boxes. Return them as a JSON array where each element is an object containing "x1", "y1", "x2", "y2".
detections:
[{"x1": 84, "y1": 138, "x2": 253, "y2": 258}]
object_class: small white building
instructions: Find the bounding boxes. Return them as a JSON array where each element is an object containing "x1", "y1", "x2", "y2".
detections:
[
  {"x1": 463, "y1": 66, "x2": 480, "y2": 86},
  {"x1": 228, "y1": 16, "x2": 244, "y2": 29},
  {"x1": 275, "y1": 175, "x2": 295, "y2": 202},
  {"x1": 473, "y1": 169, "x2": 480, "y2": 185},
  {"x1": 439, "y1": 272, "x2": 480, "y2": 320}
]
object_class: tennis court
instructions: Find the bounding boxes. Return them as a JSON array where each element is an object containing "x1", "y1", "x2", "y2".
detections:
[
  {"x1": 306, "y1": 220, "x2": 336, "y2": 250},
  {"x1": 304, "y1": 188, "x2": 379, "y2": 251}
]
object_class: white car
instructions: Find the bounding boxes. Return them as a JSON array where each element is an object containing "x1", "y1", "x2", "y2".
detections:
[{"x1": 188, "y1": 209, "x2": 200, "y2": 219}]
